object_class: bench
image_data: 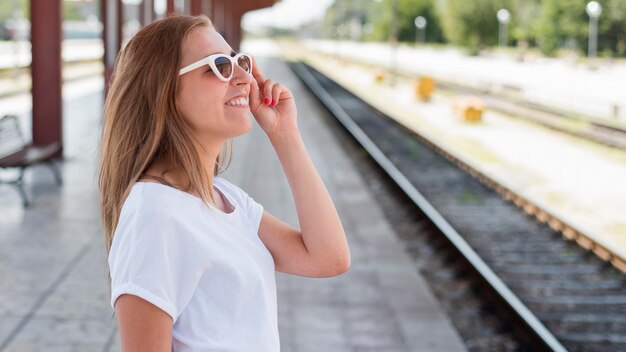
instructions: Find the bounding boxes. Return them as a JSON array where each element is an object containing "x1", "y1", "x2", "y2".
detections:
[{"x1": 0, "y1": 114, "x2": 63, "y2": 207}]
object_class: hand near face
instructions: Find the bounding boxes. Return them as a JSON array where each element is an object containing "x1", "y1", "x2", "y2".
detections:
[{"x1": 248, "y1": 56, "x2": 298, "y2": 138}]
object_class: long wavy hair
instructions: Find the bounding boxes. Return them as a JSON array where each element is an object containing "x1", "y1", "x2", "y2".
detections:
[{"x1": 98, "y1": 14, "x2": 233, "y2": 294}]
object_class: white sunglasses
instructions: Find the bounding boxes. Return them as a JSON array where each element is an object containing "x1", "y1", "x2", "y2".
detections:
[{"x1": 178, "y1": 52, "x2": 253, "y2": 81}]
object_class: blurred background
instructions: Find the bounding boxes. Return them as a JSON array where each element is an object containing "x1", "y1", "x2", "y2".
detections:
[{"x1": 0, "y1": 0, "x2": 625, "y2": 351}]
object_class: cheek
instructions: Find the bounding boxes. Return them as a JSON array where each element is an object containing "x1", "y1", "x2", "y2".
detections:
[{"x1": 177, "y1": 81, "x2": 225, "y2": 128}]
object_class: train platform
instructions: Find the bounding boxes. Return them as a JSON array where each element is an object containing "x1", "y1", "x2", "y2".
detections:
[
  {"x1": 0, "y1": 44, "x2": 467, "y2": 351},
  {"x1": 305, "y1": 39, "x2": 626, "y2": 124},
  {"x1": 285, "y1": 40, "x2": 626, "y2": 265}
]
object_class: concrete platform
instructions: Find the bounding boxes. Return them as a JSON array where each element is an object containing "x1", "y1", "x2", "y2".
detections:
[
  {"x1": 0, "y1": 44, "x2": 467, "y2": 351},
  {"x1": 305, "y1": 39, "x2": 626, "y2": 124}
]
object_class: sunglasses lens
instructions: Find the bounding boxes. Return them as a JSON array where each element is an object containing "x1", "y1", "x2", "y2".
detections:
[
  {"x1": 213, "y1": 56, "x2": 233, "y2": 79},
  {"x1": 237, "y1": 55, "x2": 252, "y2": 73}
]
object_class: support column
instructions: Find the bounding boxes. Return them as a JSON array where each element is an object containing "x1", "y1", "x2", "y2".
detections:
[
  {"x1": 203, "y1": 0, "x2": 212, "y2": 17},
  {"x1": 30, "y1": 0, "x2": 62, "y2": 148},
  {"x1": 191, "y1": 0, "x2": 202, "y2": 15},
  {"x1": 140, "y1": 0, "x2": 154, "y2": 26},
  {"x1": 167, "y1": 0, "x2": 175, "y2": 16},
  {"x1": 222, "y1": 0, "x2": 232, "y2": 43},
  {"x1": 118, "y1": 0, "x2": 124, "y2": 45},
  {"x1": 102, "y1": 0, "x2": 123, "y2": 94},
  {"x1": 228, "y1": 7, "x2": 245, "y2": 52},
  {"x1": 234, "y1": 11, "x2": 244, "y2": 52},
  {"x1": 211, "y1": 0, "x2": 225, "y2": 35},
  {"x1": 222, "y1": 2, "x2": 245, "y2": 51}
]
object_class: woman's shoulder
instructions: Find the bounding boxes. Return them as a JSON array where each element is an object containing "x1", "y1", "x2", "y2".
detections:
[
  {"x1": 113, "y1": 182, "x2": 197, "y2": 244},
  {"x1": 213, "y1": 175, "x2": 249, "y2": 196},
  {"x1": 213, "y1": 176, "x2": 264, "y2": 224},
  {"x1": 213, "y1": 176, "x2": 248, "y2": 204},
  {"x1": 212, "y1": 175, "x2": 233, "y2": 188},
  {"x1": 122, "y1": 181, "x2": 194, "y2": 219}
]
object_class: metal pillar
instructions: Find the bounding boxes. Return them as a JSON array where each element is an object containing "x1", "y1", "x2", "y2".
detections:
[
  {"x1": 203, "y1": 0, "x2": 212, "y2": 17},
  {"x1": 30, "y1": 0, "x2": 62, "y2": 149},
  {"x1": 212, "y1": 0, "x2": 225, "y2": 36},
  {"x1": 191, "y1": 0, "x2": 202, "y2": 15},
  {"x1": 389, "y1": 0, "x2": 398, "y2": 86},
  {"x1": 229, "y1": 9, "x2": 244, "y2": 52},
  {"x1": 118, "y1": 1, "x2": 124, "y2": 50},
  {"x1": 222, "y1": 0, "x2": 231, "y2": 42},
  {"x1": 140, "y1": 0, "x2": 154, "y2": 26},
  {"x1": 102, "y1": 0, "x2": 123, "y2": 94}
]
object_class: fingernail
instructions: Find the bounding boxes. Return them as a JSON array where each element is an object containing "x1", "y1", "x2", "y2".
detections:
[
  {"x1": 272, "y1": 100, "x2": 277, "y2": 106},
  {"x1": 264, "y1": 98, "x2": 270, "y2": 105}
]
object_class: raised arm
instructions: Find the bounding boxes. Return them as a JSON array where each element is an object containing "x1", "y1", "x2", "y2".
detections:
[{"x1": 249, "y1": 56, "x2": 350, "y2": 277}]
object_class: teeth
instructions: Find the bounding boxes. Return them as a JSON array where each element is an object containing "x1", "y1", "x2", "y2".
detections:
[{"x1": 226, "y1": 97, "x2": 248, "y2": 106}]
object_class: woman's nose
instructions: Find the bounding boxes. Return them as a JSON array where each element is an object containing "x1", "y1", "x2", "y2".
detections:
[{"x1": 230, "y1": 64, "x2": 252, "y2": 86}]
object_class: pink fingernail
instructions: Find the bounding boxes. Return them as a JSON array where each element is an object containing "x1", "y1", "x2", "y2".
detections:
[
  {"x1": 264, "y1": 98, "x2": 270, "y2": 105},
  {"x1": 272, "y1": 100, "x2": 277, "y2": 106}
]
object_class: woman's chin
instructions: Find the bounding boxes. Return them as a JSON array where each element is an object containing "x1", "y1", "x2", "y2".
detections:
[{"x1": 231, "y1": 116, "x2": 253, "y2": 136}]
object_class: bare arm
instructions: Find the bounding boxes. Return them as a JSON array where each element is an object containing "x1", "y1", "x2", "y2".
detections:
[
  {"x1": 265, "y1": 131, "x2": 350, "y2": 275},
  {"x1": 115, "y1": 294, "x2": 173, "y2": 351},
  {"x1": 249, "y1": 56, "x2": 350, "y2": 277}
]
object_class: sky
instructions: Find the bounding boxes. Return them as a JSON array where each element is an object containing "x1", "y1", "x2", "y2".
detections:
[{"x1": 242, "y1": 0, "x2": 334, "y2": 31}]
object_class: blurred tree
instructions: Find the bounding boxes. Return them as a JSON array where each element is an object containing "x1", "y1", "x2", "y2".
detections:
[
  {"x1": 509, "y1": 0, "x2": 541, "y2": 46},
  {"x1": 64, "y1": 1, "x2": 84, "y2": 21},
  {"x1": 324, "y1": 0, "x2": 443, "y2": 43},
  {"x1": 0, "y1": 0, "x2": 87, "y2": 24},
  {"x1": 0, "y1": 0, "x2": 29, "y2": 22},
  {"x1": 535, "y1": 0, "x2": 587, "y2": 55},
  {"x1": 323, "y1": 0, "x2": 351, "y2": 39},
  {"x1": 598, "y1": 0, "x2": 626, "y2": 56},
  {"x1": 438, "y1": 0, "x2": 512, "y2": 53},
  {"x1": 362, "y1": 0, "x2": 388, "y2": 41},
  {"x1": 372, "y1": 0, "x2": 444, "y2": 44},
  {"x1": 323, "y1": 0, "x2": 626, "y2": 57},
  {"x1": 536, "y1": 0, "x2": 626, "y2": 57}
]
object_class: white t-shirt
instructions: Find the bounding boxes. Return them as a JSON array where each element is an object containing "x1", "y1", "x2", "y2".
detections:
[{"x1": 108, "y1": 176, "x2": 280, "y2": 351}]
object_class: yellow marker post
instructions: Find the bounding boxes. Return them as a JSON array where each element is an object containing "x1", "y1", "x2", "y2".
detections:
[{"x1": 414, "y1": 76, "x2": 435, "y2": 101}]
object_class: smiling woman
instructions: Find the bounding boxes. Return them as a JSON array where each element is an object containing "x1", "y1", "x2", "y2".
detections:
[{"x1": 98, "y1": 14, "x2": 350, "y2": 352}]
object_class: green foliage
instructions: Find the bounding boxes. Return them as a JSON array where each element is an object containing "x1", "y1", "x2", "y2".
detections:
[
  {"x1": 438, "y1": 0, "x2": 513, "y2": 50},
  {"x1": 0, "y1": 0, "x2": 29, "y2": 22},
  {"x1": 400, "y1": 0, "x2": 444, "y2": 43},
  {"x1": 64, "y1": 1, "x2": 84, "y2": 21},
  {"x1": 597, "y1": 0, "x2": 626, "y2": 56},
  {"x1": 535, "y1": 0, "x2": 626, "y2": 56},
  {"x1": 535, "y1": 0, "x2": 588, "y2": 55},
  {"x1": 0, "y1": 1, "x2": 90, "y2": 23},
  {"x1": 323, "y1": 0, "x2": 626, "y2": 57},
  {"x1": 509, "y1": 0, "x2": 541, "y2": 44},
  {"x1": 324, "y1": 0, "x2": 443, "y2": 43}
]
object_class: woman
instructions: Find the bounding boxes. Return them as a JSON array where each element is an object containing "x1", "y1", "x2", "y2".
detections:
[{"x1": 99, "y1": 14, "x2": 350, "y2": 351}]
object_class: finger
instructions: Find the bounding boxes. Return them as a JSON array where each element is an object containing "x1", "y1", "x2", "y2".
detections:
[
  {"x1": 251, "y1": 55, "x2": 265, "y2": 87},
  {"x1": 249, "y1": 76, "x2": 261, "y2": 108},
  {"x1": 263, "y1": 79, "x2": 274, "y2": 105},
  {"x1": 271, "y1": 83, "x2": 283, "y2": 106}
]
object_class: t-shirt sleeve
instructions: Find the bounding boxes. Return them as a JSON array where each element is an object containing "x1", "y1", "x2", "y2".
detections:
[
  {"x1": 242, "y1": 188, "x2": 264, "y2": 232},
  {"x1": 108, "y1": 202, "x2": 206, "y2": 325}
]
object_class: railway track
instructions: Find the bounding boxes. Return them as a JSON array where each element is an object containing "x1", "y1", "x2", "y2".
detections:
[{"x1": 289, "y1": 61, "x2": 626, "y2": 352}]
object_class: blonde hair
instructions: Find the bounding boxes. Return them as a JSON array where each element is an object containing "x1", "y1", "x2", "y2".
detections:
[{"x1": 98, "y1": 14, "x2": 233, "y2": 304}]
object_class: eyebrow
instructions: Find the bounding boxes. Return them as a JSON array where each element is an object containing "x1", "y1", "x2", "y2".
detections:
[{"x1": 204, "y1": 49, "x2": 237, "y2": 58}]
